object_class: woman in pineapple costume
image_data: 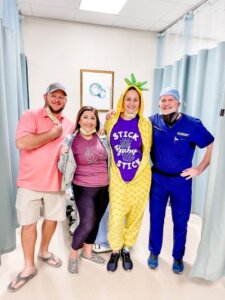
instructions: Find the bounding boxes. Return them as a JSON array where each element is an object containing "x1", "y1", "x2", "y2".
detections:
[{"x1": 105, "y1": 75, "x2": 152, "y2": 272}]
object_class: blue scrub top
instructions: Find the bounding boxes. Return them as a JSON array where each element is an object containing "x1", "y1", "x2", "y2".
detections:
[{"x1": 149, "y1": 114, "x2": 214, "y2": 174}]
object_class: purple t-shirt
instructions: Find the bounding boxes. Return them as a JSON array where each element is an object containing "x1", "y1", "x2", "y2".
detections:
[
  {"x1": 71, "y1": 133, "x2": 109, "y2": 187},
  {"x1": 110, "y1": 116, "x2": 143, "y2": 182}
]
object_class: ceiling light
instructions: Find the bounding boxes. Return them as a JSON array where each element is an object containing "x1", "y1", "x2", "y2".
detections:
[{"x1": 79, "y1": 0, "x2": 127, "y2": 15}]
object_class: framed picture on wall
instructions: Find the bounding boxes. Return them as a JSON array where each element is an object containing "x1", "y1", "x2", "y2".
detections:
[{"x1": 80, "y1": 69, "x2": 114, "y2": 112}]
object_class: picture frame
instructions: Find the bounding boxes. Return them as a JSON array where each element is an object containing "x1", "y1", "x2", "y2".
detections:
[{"x1": 80, "y1": 69, "x2": 114, "y2": 112}]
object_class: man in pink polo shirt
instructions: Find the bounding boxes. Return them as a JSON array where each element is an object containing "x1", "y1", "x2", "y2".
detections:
[{"x1": 8, "y1": 83, "x2": 74, "y2": 292}]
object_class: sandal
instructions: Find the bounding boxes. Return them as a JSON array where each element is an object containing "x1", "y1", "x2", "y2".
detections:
[
  {"x1": 7, "y1": 269, "x2": 38, "y2": 293},
  {"x1": 38, "y1": 252, "x2": 62, "y2": 268}
]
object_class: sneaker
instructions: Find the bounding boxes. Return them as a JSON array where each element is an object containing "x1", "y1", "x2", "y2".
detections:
[
  {"x1": 172, "y1": 259, "x2": 184, "y2": 274},
  {"x1": 121, "y1": 248, "x2": 133, "y2": 271},
  {"x1": 107, "y1": 252, "x2": 120, "y2": 272},
  {"x1": 93, "y1": 244, "x2": 112, "y2": 253},
  {"x1": 80, "y1": 252, "x2": 105, "y2": 265},
  {"x1": 68, "y1": 258, "x2": 79, "y2": 274},
  {"x1": 147, "y1": 253, "x2": 158, "y2": 270}
]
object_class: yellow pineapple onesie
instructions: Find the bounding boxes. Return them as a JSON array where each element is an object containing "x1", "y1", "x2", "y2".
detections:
[{"x1": 105, "y1": 85, "x2": 152, "y2": 250}]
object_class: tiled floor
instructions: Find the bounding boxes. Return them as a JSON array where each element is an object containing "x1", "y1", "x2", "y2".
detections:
[{"x1": 0, "y1": 207, "x2": 224, "y2": 300}]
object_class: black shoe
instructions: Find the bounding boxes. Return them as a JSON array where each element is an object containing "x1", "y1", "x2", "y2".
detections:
[
  {"x1": 121, "y1": 248, "x2": 133, "y2": 271},
  {"x1": 107, "y1": 252, "x2": 120, "y2": 272}
]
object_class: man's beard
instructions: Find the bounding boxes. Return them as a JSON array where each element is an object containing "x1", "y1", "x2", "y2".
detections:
[{"x1": 47, "y1": 104, "x2": 65, "y2": 114}]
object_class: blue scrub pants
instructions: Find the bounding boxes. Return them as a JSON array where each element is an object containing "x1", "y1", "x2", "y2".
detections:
[{"x1": 148, "y1": 172, "x2": 192, "y2": 260}]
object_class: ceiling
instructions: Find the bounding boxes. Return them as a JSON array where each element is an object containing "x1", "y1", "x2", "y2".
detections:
[{"x1": 17, "y1": 0, "x2": 225, "y2": 41}]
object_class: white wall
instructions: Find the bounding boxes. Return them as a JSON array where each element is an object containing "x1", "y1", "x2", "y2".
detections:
[{"x1": 22, "y1": 17, "x2": 157, "y2": 122}]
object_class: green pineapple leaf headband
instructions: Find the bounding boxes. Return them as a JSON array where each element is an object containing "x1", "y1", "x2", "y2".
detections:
[{"x1": 124, "y1": 73, "x2": 148, "y2": 91}]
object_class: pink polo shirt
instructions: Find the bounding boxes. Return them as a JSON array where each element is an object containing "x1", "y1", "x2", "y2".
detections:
[{"x1": 16, "y1": 108, "x2": 74, "y2": 192}]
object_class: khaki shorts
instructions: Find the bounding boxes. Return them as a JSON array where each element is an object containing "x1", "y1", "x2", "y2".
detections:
[{"x1": 16, "y1": 188, "x2": 66, "y2": 226}]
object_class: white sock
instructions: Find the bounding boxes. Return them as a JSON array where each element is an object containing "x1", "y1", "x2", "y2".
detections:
[{"x1": 123, "y1": 246, "x2": 129, "y2": 253}]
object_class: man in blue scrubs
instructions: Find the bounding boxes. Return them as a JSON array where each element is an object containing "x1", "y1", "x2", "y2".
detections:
[{"x1": 147, "y1": 87, "x2": 214, "y2": 274}]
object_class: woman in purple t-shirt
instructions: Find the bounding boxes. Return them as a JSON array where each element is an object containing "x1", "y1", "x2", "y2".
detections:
[
  {"x1": 105, "y1": 84, "x2": 152, "y2": 273},
  {"x1": 59, "y1": 106, "x2": 110, "y2": 275}
]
